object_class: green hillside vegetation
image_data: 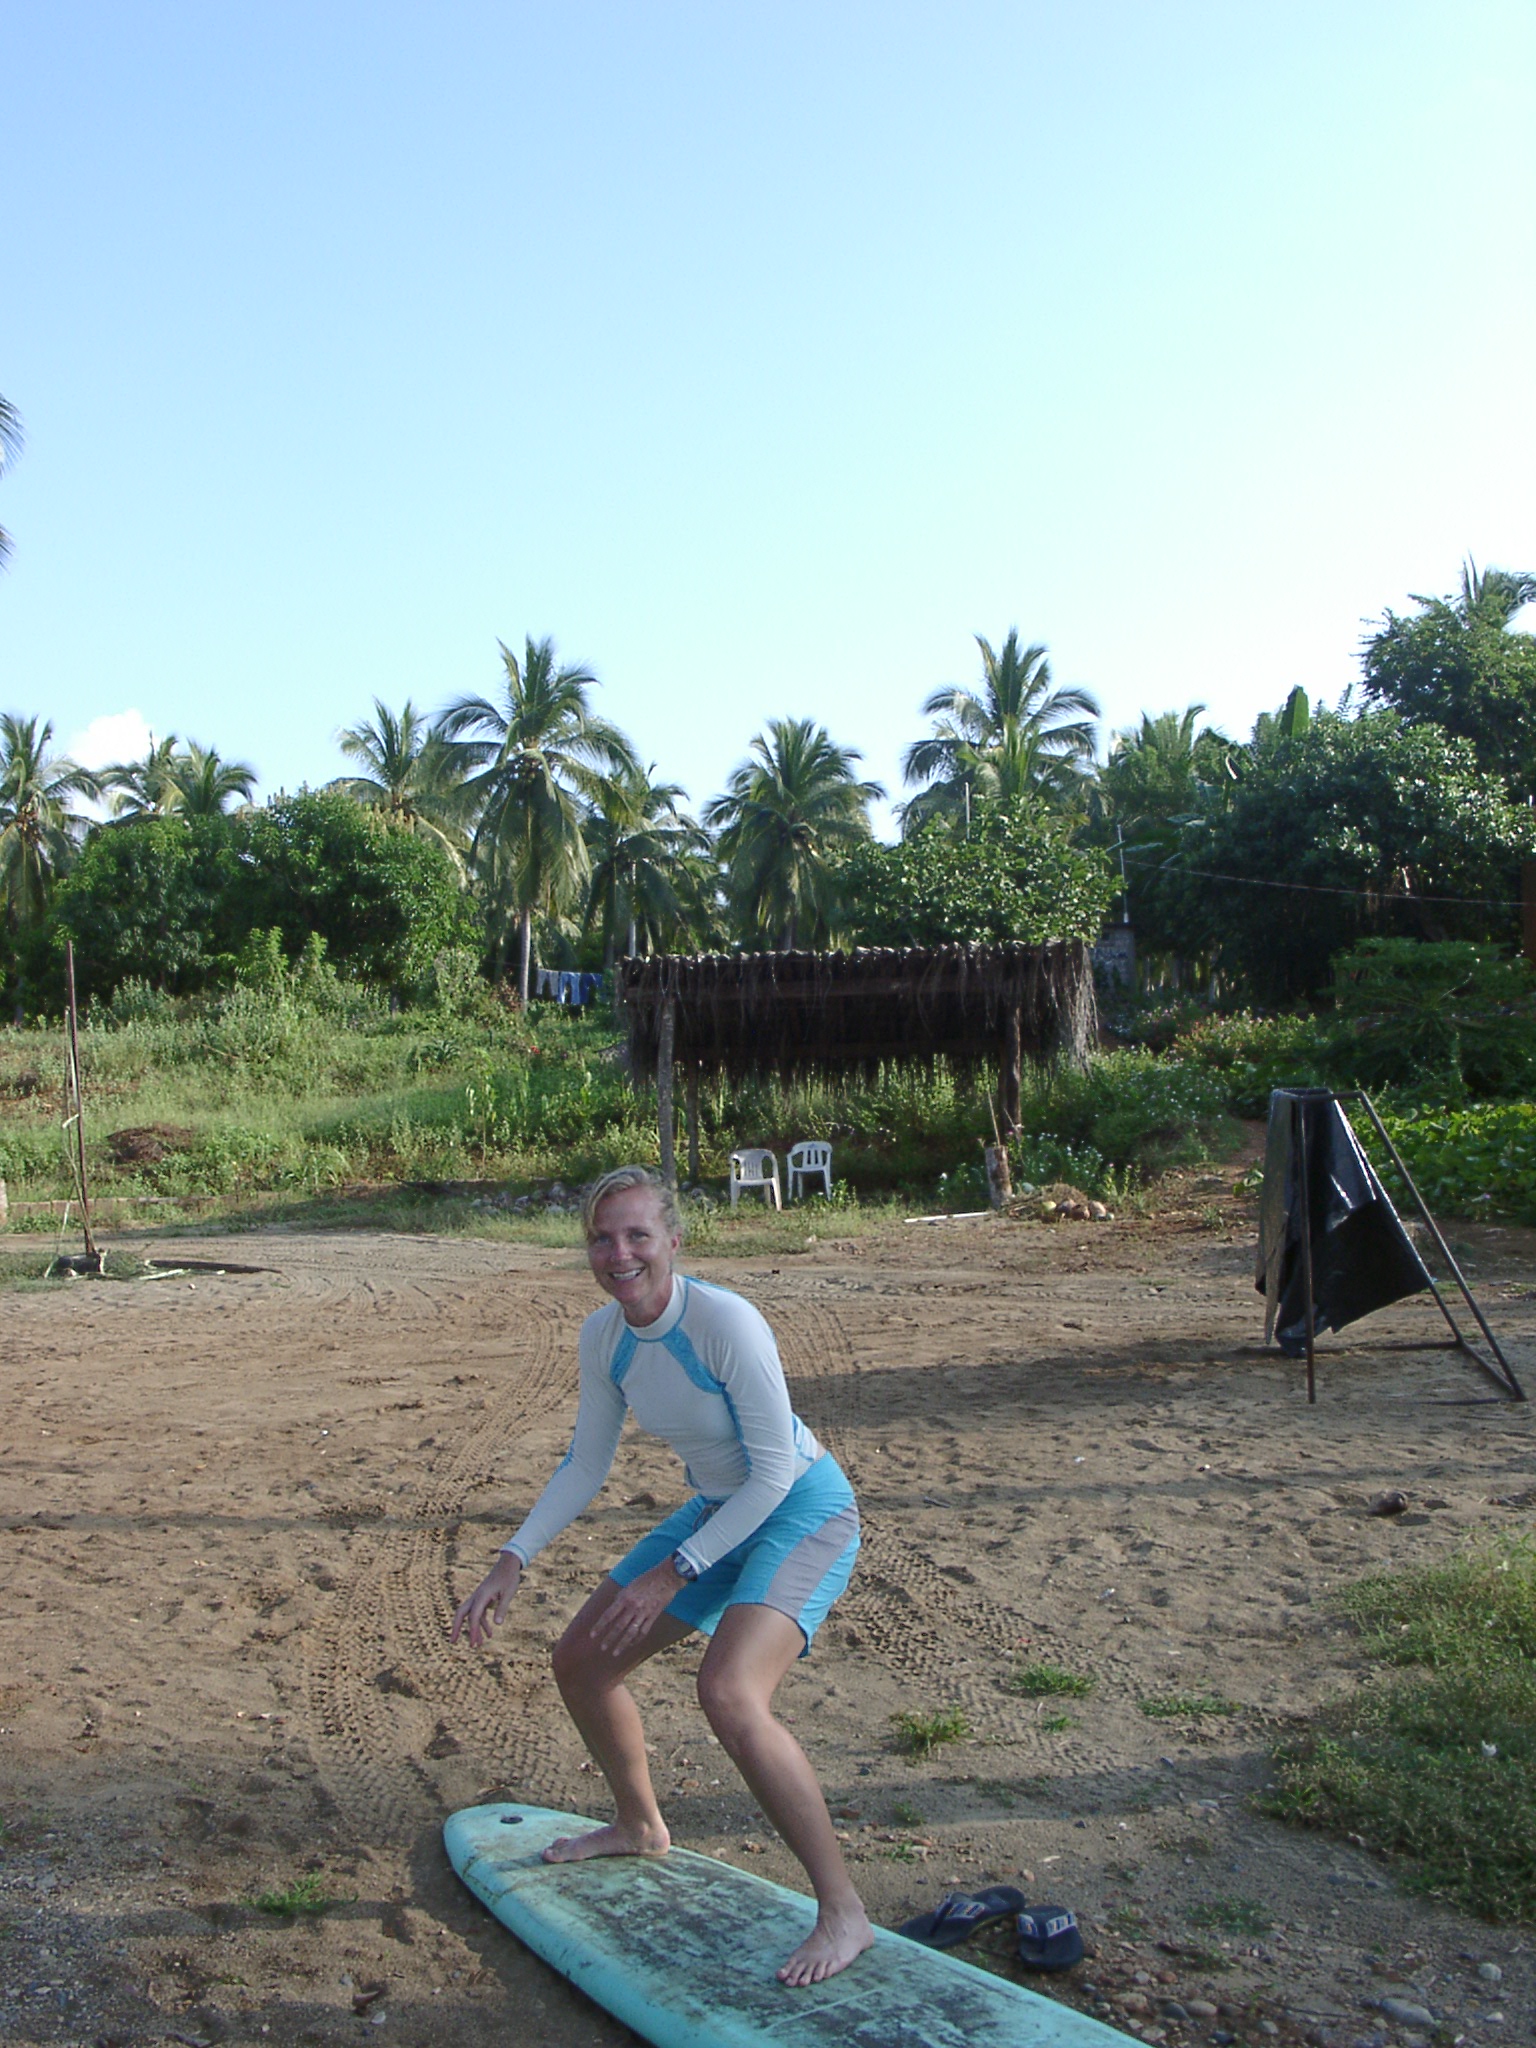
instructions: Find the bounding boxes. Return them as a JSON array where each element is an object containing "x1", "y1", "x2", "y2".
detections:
[{"x1": 2, "y1": 567, "x2": 1534, "y2": 1233}]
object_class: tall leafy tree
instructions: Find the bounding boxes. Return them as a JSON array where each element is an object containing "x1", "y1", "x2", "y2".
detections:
[
  {"x1": 49, "y1": 814, "x2": 238, "y2": 999},
  {"x1": 583, "y1": 764, "x2": 714, "y2": 968},
  {"x1": 438, "y1": 638, "x2": 639, "y2": 998},
  {"x1": 1, "y1": 714, "x2": 100, "y2": 1013},
  {"x1": 1361, "y1": 560, "x2": 1536, "y2": 794},
  {"x1": 0, "y1": 395, "x2": 22, "y2": 572},
  {"x1": 1182, "y1": 710, "x2": 1535, "y2": 1003},
  {"x1": 235, "y1": 789, "x2": 477, "y2": 994},
  {"x1": 333, "y1": 698, "x2": 470, "y2": 868},
  {"x1": 839, "y1": 804, "x2": 1114, "y2": 948},
  {"x1": 705, "y1": 718, "x2": 883, "y2": 949},
  {"x1": 900, "y1": 630, "x2": 1100, "y2": 834}
]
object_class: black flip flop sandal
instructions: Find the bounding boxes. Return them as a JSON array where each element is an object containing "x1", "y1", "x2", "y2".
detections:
[
  {"x1": 897, "y1": 1885, "x2": 1027, "y2": 1950},
  {"x1": 1016, "y1": 1904, "x2": 1085, "y2": 1970}
]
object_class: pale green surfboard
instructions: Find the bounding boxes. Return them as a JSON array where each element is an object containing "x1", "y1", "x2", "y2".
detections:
[{"x1": 444, "y1": 1803, "x2": 1137, "y2": 2048}]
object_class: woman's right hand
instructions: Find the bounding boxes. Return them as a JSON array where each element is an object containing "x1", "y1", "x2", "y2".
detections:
[{"x1": 451, "y1": 1552, "x2": 523, "y2": 1648}]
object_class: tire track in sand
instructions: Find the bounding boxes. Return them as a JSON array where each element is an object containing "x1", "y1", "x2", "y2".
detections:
[
  {"x1": 764, "y1": 1289, "x2": 1033, "y2": 1734},
  {"x1": 301, "y1": 1281, "x2": 584, "y2": 1837}
]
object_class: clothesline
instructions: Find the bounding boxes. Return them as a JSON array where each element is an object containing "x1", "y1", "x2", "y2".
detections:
[{"x1": 532, "y1": 968, "x2": 606, "y2": 1007}]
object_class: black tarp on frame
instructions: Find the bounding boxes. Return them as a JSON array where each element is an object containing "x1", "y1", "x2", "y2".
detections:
[{"x1": 1256, "y1": 1089, "x2": 1431, "y2": 1356}]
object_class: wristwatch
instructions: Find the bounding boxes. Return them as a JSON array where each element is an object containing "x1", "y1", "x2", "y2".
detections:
[{"x1": 672, "y1": 1549, "x2": 701, "y2": 1582}]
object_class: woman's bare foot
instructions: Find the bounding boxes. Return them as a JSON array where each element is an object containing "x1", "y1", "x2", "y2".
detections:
[
  {"x1": 777, "y1": 1902, "x2": 875, "y2": 1986},
  {"x1": 542, "y1": 1819, "x2": 670, "y2": 1864}
]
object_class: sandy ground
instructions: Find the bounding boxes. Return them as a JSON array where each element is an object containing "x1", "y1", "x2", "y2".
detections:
[{"x1": 3, "y1": 1168, "x2": 1535, "y2": 2048}]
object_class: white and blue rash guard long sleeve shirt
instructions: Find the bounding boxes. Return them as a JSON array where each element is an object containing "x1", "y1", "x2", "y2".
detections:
[{"x1": 501, "y1": 1275, "x2": 825, "y2": 1578}]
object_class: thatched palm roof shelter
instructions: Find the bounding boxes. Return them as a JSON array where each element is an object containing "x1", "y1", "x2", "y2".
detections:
[{"x1": 617, "y1": 942, "x2": 1096, "y2": 1182}]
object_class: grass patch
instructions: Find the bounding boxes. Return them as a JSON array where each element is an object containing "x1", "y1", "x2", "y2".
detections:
[
  {"x1": 0, "y1": 1249, "x2": 58, "y2": 1290},
  {"x1": 891, "y1": 1706, "x2": 971, "y2": 1761},
  {"x1": 1174, "y1": 1943, "x2": 1232, "y2": 1973},
  {"x1": 1039, "y1": 1712, "x2": 1075, "y2": 1733},
  {"x1": 1188, "y1": 1897, "x2": 1272, "y2": 1937},
  {"x1": 252, "y1": 1873, "x2": 345, "y2": 1917},
  {"x1": 1334, "y1": 1540, "x2": 1536, "y2": 1670},
  {"x1": 1007, "y1": 1662, "x2": 1095, "y2": 1698},
  {"x1": 1139, "y1": 1692, "x2": 1240, "y2": 1719},
  {"x1": 1264, "y1": 1538, "x2": 1536, "y2": 1922},
  {"x1": 890, "y1": 1800, "x2": 923, "y2": 1827},
  {"x1": 0, "y1": 1247, "x2": 245, "y2": 1292}
]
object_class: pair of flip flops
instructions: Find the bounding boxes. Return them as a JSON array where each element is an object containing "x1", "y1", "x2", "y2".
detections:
[{"x1": 897, "y1": 1887, "x2": 1084, "y2": 1970}]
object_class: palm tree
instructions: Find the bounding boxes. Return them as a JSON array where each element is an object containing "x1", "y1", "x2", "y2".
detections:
[
  {"x1": 1457, "y1": 559, "x2": 1536, "y2": 629},
  {"x1": 0, "y1": 396, "x2": 22, "y2": 572},
  {"x1": 583, "y1": 764, "x2": 713, "y2": 969},
  {"x1": 899, "y1": 630, "x2": 1100, "y2": 834},
  {"x1": 105, "y1": 736, "x2": 256, "y2": 818},
  {"x1": 333, "y1": 698, "x2": 469, "y2": 868},
  {"x1": 172, "y1": 742, "x2": 257, "y2": 817},
  {"x1": 1, "y1": 715, "x2": 101, "y2": 1011},
  {"x1": 105, "y1": 734, "x2": 186, "y2": 818},
  {"x1": 1100, "y1": 705, "x2": 1233, "y2": 819},
  {"x1": 704, "y1": 718, "x2": 883, "y2": 950},
  {"x1": 438, "y1": 638, "x2": 639, "y2": 999}
]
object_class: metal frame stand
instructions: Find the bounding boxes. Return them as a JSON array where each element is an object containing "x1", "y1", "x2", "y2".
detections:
[{"x1": 1290, "y1": 1088, "x2": 1524, "y2": 1403}]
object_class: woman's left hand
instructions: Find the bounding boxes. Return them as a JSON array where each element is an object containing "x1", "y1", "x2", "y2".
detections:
[{"x1": 588, "y1": 1560, "x2": 684, "y2": 1658}]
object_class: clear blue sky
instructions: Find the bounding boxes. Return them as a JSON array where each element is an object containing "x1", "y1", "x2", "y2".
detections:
[{"x1": 4, "y1": 1, "x2": 1533, "y2": 835}]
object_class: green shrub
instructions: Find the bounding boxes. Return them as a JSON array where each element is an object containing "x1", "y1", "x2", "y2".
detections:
[
  {"x1": 1098, "y1": 989, "x2": 1211, "y2": 1051},
  {"x1": 103, "y1": 977, "x2": 182, "y2": 1027},
  {"x1": 0, "y1": 1126, "x2": 66, "y2": 1193},
  {"x1": 1011, "y1": 1051, "x2": 1231, "y2": 1178},
  {"x1": 1172, "y1": 1011, "x2": 1341, "y2": 1117},
  {"x1": 1010, "y1": 1132, "x2": 1111, "y2": 1195},
  {"x1": 1367, "y1": 1103, "x2": 1536, "y2": 1226},
  {"x1": 420, "y1": 946, "x2": 485, "y2": 1017}
]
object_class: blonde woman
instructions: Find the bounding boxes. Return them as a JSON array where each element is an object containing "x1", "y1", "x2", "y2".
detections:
[{"x1": 452, "y1": 1166, "x2": 872, "y2": 1986}]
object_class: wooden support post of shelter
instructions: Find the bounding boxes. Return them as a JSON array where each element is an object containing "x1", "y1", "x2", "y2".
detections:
[
  {"x1": 685, "y1": 1067, "x2": 701, "y2": 1186},
  {"x1": 656, "y1": 996, "x2": 677, "y2": 1188},
  {"x1": 1002, "y1": 1004, "x2": 1023, "y2": 1134}
]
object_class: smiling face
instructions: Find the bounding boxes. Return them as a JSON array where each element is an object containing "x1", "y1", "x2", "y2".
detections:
[{"x1": 585, "y1": 1183, "x2": 681, "y2": 1327}]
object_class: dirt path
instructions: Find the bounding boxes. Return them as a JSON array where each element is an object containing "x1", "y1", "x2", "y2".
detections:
[{"x1": 3, "y1": 1191, "x2": 1533, "y2": 2047}]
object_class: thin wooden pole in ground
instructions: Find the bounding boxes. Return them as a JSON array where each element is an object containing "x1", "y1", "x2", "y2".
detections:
[
  {"x1": 64, "y1": 941, "x2": 99, "y2": 1261},
  {"x1": 657, "y1": 998, "x2": 677, "y2": 1188}
]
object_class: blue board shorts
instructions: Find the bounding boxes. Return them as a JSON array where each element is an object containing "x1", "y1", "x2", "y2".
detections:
[{"x1": 609, "y1": 1453, "x2": 859, "y2": 1654}]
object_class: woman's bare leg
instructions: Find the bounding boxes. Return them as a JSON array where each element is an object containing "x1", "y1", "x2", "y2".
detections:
[
  {"x1": 544, "y1": 1576, "x2": 694, "y2": 1862},
  {"x1": 696, "y1": 1604, "x2": 874, "y2": 1986}
]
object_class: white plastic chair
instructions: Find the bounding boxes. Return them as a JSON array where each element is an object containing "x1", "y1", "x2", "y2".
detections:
[
  {"x1": 728, "y1": 1148, "x2": 782, "y2": 1209},
  {"x1": 787, "y1": 1140, "x2": 833, "y2": 1201}
]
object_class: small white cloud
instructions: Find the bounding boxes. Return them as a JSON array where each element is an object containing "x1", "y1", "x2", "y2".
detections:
[{"x1": 65, "y1": 709, "x2": 157, "y2": 772}]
